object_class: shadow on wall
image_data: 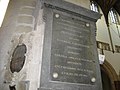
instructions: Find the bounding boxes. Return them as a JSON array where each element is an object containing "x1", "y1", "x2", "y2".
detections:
[{"x1": 9, "y1": 85, "x2": 16, "y2": 90}]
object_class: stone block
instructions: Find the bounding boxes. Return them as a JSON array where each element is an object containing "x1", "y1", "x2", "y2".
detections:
[
  {"x1": 17, "y1": 16, "x2": 34, "y2": 24},
  {"x1": 20, "y1": 7, "x2": 34, "y2": 15},
  {"x1": 22, "y1": 1, "x2": 36, "y2": 7},
  {"x1": 16, "y1": 25, "x2": 33, "y2": 33}
]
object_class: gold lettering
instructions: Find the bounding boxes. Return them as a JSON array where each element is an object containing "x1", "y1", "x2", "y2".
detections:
[
  {"x1": 61, "y1": 31, "x2": 83, "y2": 38},
  {"x1": 57, "y1": 39, "x2": 90, "y2": 48},
  {"x1": 67, "y1": 46, "x2": 82, "y2": 51},
  {"x1": 57, "y1": 21, "x2": 89, "y2": 33},
  {"x1": 68, "y1": 51, "x2": 80, "y2": 55},
  {"x1": 67, "y1": 61, "x2": 82, "y2": 65}
]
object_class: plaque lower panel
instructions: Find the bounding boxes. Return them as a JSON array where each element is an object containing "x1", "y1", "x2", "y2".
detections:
[{"x1": 50, "y1": 12, "x2": 96, "y2": 85}]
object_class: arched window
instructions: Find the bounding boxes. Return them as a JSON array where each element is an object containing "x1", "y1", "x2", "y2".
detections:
[
  {"x1": 90, "y1": 1, "x2": 99, "y2": 12},
  {"x1": 109, "y1": 9, "x2": 119, "y2": 24}
]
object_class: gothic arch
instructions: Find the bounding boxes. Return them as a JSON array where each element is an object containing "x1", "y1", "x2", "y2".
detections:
[{"x1": 101, "y1": 60, "x2": 119, "y2": 90}]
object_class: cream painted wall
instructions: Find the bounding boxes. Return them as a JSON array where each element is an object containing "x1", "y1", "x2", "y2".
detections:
[
  {"x1": 104, "y1": 51, "x2": 120, "y2": 75},
  {"x1": 64, "y1": 0, "x2": 90, "y2": 9},
  {"x1": 96, "y1": 8, "x2": 120, "y2": 75},
  {"x1": 96, "y1": 15, "x2": 110, "y2": 42}
]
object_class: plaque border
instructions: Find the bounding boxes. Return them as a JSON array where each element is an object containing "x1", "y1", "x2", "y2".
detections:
[{"x1": 39, "y1": 1, "x2": 102, "y2": 90}]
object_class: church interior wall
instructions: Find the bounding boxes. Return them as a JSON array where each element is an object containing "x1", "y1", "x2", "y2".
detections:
[
  {"x1": 96, "y1": 8, "x2": 120, "y2": 75},
  {"x1": 0, "y1": 0, "x2": 120, "y2": 90}
]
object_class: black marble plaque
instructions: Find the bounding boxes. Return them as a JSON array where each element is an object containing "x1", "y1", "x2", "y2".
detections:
[
  {"x1": 50, "y1": 13, "x2": 96, "y2": 84},
  {"x1": 39, "y1": 0, "x2": 102, "y2": 90}
]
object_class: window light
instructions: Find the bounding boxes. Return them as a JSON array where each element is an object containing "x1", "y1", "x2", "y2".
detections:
[
  {"x1": 109, "y1": 9, "x2": 119, "y2": 24},
  {"x1": 0, "y1": 0, "x2": 10, "y2": 27},
  {"x1": 90, "y1": 1, "x2": 99, "y2": 12}
]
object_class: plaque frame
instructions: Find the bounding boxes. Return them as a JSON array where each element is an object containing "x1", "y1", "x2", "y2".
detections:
[{"x1": 39, "y1": 0, "x2": 102, "y2": 90}]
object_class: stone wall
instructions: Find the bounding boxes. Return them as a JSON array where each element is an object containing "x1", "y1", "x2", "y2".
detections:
[{"x1": 0, "y1": 0, "x2": 44, "y2": 90}]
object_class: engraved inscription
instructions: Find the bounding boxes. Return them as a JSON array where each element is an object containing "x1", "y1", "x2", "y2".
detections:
[{"x1": 50, "y1": 13, "x2": 96, "y2": 84}]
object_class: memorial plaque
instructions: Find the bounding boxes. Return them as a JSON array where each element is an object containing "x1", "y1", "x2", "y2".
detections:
[
  {"x1": 39, "y1": 0, "x2": 102, "y2": 90},
  {"x1": 50, "y1": 13, "x2": 96, "y2": 84}
]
